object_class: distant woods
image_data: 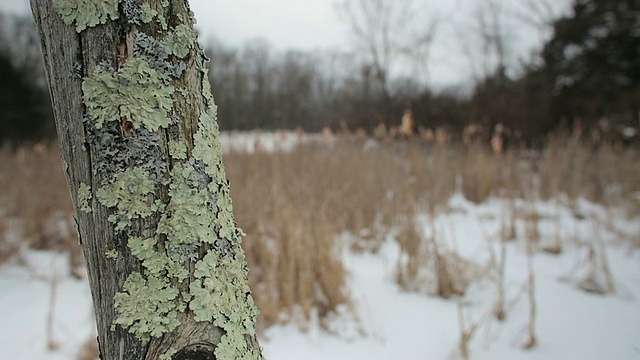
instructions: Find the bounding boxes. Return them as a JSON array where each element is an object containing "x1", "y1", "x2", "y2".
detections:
[
  {"x1": 0, "y1": 13, "x2": 53, "y2": 144},
  {"x1": 1, "y1": 0, "x2": 638, "y2": 146}
]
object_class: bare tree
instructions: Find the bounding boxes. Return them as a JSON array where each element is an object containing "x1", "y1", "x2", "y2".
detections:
[
  {"x1": 508, "y1": 0, "x2": 564, "y2": 33},
  {"x1": 458, "y1": 0, "x2": 570, "y2": 84},
  {"x1": 338, "y1": 0, "x2": 442, "y2": 101},
  {"x1": 478, "y1": 0, "x2": 508, "y2": 80},
  {"x1": 30, "y1": 0, "x2": 262, "y2": 358},
  {"x1": 0, "y1": 13, "x2": 47, "y2": 87},
  {"x1": 401, "y1": 14, "x2": 442, "y2": 85},
  {"x1": 454, "y1": 0, "x2": 510, "y2": 83}
]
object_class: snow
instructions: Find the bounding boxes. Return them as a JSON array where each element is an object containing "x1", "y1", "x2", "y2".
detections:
[
  {"x1": 0, "y1": 252, "x2": 94, "y2": 360},
  {"x1": 1, "y1": 155, "x2": 639, "y2": 359},
  {"x1": 263, "y1": 240, "x2": 460, "y2": 360},
  {"x1": 261, "y1": 196, "x2": 640, "y2": 360},
  {"x1": 218, "y1": 130, "x2": 324, "y2": 154}
]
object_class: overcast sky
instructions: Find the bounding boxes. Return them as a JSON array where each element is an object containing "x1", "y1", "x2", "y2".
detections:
[
  {"x1": 1, "y1": 0, "x2": 572, "y2": 88},
  {"x1": 190, "y1": 0, "x2": 350, "y2": 51}
]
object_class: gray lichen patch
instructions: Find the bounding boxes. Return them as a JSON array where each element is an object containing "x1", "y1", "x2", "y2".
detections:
[
  {"x1": 84, "y1": 125, "x2": 167, "y2": 186},
  {"x1": 78, "y1": 182, "x2": 93, "y2": 213},
  {"x1": 82, "y1": 58, "x2": 175, "y2": 132},
  {"x1": 134, "y1": 31, "x2": 187, "y2": 83},
  {"x1": 53, "y1": 0, "x2": 120, "y2": 32},
  {"x1": 121, "y1": 0, "x2": 142, "y2": 25}
]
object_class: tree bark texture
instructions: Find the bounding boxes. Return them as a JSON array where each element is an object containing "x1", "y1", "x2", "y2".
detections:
[{"x1": 30, "y1": 1, "x2": 262, "y2": 359}]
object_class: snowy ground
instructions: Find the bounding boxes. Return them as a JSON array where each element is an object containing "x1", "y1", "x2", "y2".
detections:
[
  {"x1": 1, "y1": 193, "x2": 639, "y2": 360},
  {"x1": 218, "y1": 130, "x2": 325, "y2": 154}
]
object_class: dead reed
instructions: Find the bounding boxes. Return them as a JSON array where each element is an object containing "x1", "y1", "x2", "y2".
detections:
[
  {"x1": 0, "y1": 143, "x2": 80, "y2": 272},
  {"x1": 225, "y1": 140, "x2": 459, "y2": 327},
  {"x1": 0, "y1": 132, "x2": 638, "y2": 333},
  {"x1": 538, "y1": 133, "x2": 640, "y2": 205}
]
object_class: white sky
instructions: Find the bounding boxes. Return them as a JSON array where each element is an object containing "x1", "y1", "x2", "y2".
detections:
[
  {"x1": 1, "y1": 0, "x2": 572, "y2": 88},
  {"x1": 190, "y1": 0, "x2": 350, "y2": 51},
  {"x1": 193, "y1": 0, "x2": 573, "y2": 88}
]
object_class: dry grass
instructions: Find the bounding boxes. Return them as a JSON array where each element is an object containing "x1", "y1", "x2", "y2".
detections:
[
  {"x1": 538, "y1": 134, "x2": 640, "y2": 204},
  {"x1": 459, "y1": 143, "x2": 502, "y2": 203},
  {"x1": 76, "y1": 333, "x2": 98, "y2": 360},
  {"x1": 225, "y1": 140, "x2": 459, "y2": 327},
  {"x1": 0, "y1": 133, "x2": 638, "y2": 333},
  {"x1": 0, "y1": 143, "x2": 81, "y2": 274},
  {"x1": 394, "y1": 216, "x2": 482, "y2": 298},
  {"x1": 394, "y1": 216, "x2": 426, "y2": 290}
]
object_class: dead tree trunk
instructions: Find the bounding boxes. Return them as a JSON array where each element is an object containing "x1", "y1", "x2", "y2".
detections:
[{"x1": 30, "y1": 1, "x2": 262, "y2": 358}]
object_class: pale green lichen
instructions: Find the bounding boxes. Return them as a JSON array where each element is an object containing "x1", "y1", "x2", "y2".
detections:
[
  {"x1": 139, "y1": 2, "x2": 168, "y2": 29},
  {"x1": 193, "y1": 107, "x2": 225, "y2": 182},
  {"x1": 96, "y1": 167, "x2": 159, "y2": 230},
  {"x1": 187, "y1": 60, "x2": 259, "y2": 357},
  {"x1": 191, "y1": 107, "x2": 242, "y2": 243},
  {"x1": 105, "y1": 249, "x2": 118, "y2": 260},
  {"x1": 156, "y1": 162, "x2": 218, "y2": 246},
  {"x1": 72, "y1": 11, "x2": 261, "y2": 355},
  {"x1": 164, "y1": 24, "x2": 196, "y2": 59},
  {"x1": 82, "y1": 58, "x2": 175, "y2": 132},
  {"x1": 113, "y1": 272, "x2": 181, "y2": 341},
  {"x1": 201, "y1": 67, "x2": 216, "y2": 105},
  {"x1": 128, "y1": 236, "x2": 189, "y2": 281},
  {"x1": 139, "y1": 3, "x2": 157, "y2": 23},
  {"x1": 189, "y1": 252, "x2": 259, "y2": 359},
  {"x1": 158, "y1": 15, "x2": 168, "y2": 30},
  {"x1": 140, "y1": 3, "x2": 168, "y2": 30},
  {"x1": 78, "y1": 182, "x2": 92, "y2": 213},
  {"x1": 145, "y1": 114, "x2": 257, "y2": 357},
  {"x1": 215, "y1": 328, "x2": 262, "y2": 360},
  {"x1": 53, "y1": 0, "x2": 119, "y2": 32},
  {"x1": 176, "y1": 87, "x2": 189, "y2": 98},
  {"x1": 168, "y1": 140, "x2": 187, "y2": 160}
]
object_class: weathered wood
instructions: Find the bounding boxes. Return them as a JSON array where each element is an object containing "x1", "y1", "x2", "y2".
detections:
[{"x1": 30, "y1": 1, "x2": 262, "y2": 359}]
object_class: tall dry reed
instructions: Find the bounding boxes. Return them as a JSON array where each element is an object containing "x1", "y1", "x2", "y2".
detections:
[
  {"x1": 1, "y1": 132, "x2": 638, "y2": 331},
  {"x1": 0, "y1": 143, "x2": 79, "y2": 271}
]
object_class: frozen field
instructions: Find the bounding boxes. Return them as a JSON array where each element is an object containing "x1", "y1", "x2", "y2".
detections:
[{"x1": 1, "y1": 192, "x2": 639, "y2": 359}]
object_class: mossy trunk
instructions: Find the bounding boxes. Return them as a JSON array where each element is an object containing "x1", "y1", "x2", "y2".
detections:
[{"x1": 30, "y1": 1, "x2": 262, "y2": 359}]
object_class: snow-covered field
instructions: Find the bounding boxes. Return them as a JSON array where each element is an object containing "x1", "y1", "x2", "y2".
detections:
[
  {"x1": 218, "y1": 130, "x2": 325, "y2": 153},
  {"x1": 264, "y1": 195, "x2": 640, "y2": 359},
  {"x1": 1, "y1": 191, "x2": 639, "y2": 360}
]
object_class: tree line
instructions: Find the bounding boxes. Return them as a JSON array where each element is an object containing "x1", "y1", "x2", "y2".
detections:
[
  {"x1": 0, "y1": 13, "x2": 53, "y2": 144},
  {"x1": 1, "y1": 0, "x2": 638, "y2": 146}
]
